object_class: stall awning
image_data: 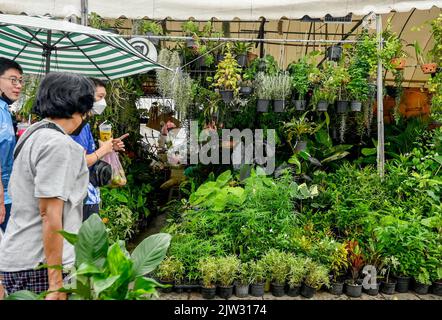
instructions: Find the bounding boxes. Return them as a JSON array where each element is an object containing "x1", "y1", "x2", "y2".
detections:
[{"x1": 1, "y1": 0, "x2": 441, "y2": 20}]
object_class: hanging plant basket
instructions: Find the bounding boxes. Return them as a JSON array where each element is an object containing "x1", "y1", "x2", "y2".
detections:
[
  {"x1": 257, "y1": 99, "x2": 270, "y2": 112},
  {"x1": 350, "y1": 100, "x2": 362, "y2": 112},
  {"x1": 186, "y1": 38, "x2": 195, "y2": 48},
  {"x1": 239, "y1": 86, "x2": 253, "y2": 95},
  {"x1": 391, "y1": 58, "x2": 406, "y2": 70},
  {"x1": 421, "y1": 63, "x2": 438, "y2": 74},
  {"x1": 293, "y1": 99, "x2": 307, "y2": 111},
  {"x1": 326, "y1": 45, "x2": 342, "y2": 61},
  {"x1": 316, "y1": 101, "x2": 329, "y2": 112},
  {"x1": 215, "y1": 53, "x2": 225, "y2": 64},
  {"x1": 273, "y1": 99, "x2": 286, "y2": 113},
  {"x1": 145, "y1": 32, "x2": 159, "y2": 46},
  {"x1": 219, "y1": 90, "x2": 234, "y2": 104},
  {"x1": 236, "y1": 54, "x2": 247, "y2": 67},
  {"x1": 336, "y1": 100, "x2": 349, "y2": 113},
  {"x1": 247, "y1": 51, "x2": 258, "y2": 64}
]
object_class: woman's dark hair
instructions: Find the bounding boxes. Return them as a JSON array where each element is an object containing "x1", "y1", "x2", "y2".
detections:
[
  {"x1": 90, "y1": 77, "x2": 106, "y2": 88},
  {"x1": 0, "y1": 57, "x2": 23, "y2": 76},
  {"x1": 33, "y1": 72, "x2": 95, "y2": 118}
]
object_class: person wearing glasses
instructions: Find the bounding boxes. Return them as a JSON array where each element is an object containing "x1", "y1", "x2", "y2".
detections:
[{"x1": 0, "y1": 58, "x2": 23, "y2": 234}]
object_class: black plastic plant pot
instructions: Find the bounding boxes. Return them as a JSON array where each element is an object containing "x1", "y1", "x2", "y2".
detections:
[
  {"x1": 239, "y1": 86, "x2": 253, "y2": 95},
  {"x1": 186, "y1": 38, "x2": 195, "y2": 48},
  {"x1": 345, "y1": 281, "x2": 362, "y2": 298},
  {"x1": 146, "y1": 32, "x2": 159, "y2": 46},
  {"x1": 351, "y1": 100, "x2": 362, "y2": 112},
  {"x1": 317, "y1": 101, "x2": 329, "y2": 112},
  {"x1": 273, "y1": 99, "x2": 286, "y2": 113},
  {"x1": 294, "y1": 99, "x2": 307, "y2": 111},
  {"x1": 201, "y1": 286, "x2": 216, "y2": 299},
  {"x1": 395, "y1": 276, "x2": 411, "y2": 293},
  {"x1": 381, "y1": 281, "x2": 396, "y2": 295},
  {"x1": 326, "y1": 45, "x2": 342, "y2": 61},
  {"x1": 414, "y1": 282, "x2": 430, "y2": 295},
  {"x1": 219, "y1": 90, "x2": 234, "y2": 104},
  {"x1": 218, "y1": 285, "x2": 234, "y2": 300},
  {"x1": 271, "y1": 283, "x2": 286, "y2": 297},
  {"x1": 174, "y1": 286, "x2": 184, "y2": 294},
  {"x1": 363, "y1": 282, "x2": 380, "y2": 296},
  {"x1": 258, "y1": 60, "x2": 267, "y2": 71},
  {"x1": 250, "y1": 283, "x2": 265, "y2": 297},
  {"x1": 257, "y1": 99, "x2": 270, "y2": 112},
  {"x1": 329, "y1": 281, "x2": 344, "y2": 296},
  {"x1": 235, "y1": 284, "x2": 249, "y2": 298},
  {"x1": 301, "y1": 284, "x2": 316, "y2": 298},
  {"x1": 216, "y1": 53, "x2": 225, "y2": 64},
  {"x1": 287, "y1": 285, "x2": 301, "y2": 297},
  {"x1": 432, "y1": 281, "x2": 442, "y2": 296},
  {"x1": 236, "y1": 54, "x2": 247, "y2": 67},
  {"x1": 336, "y1": 100, "x2": 349, "y2": 113}
]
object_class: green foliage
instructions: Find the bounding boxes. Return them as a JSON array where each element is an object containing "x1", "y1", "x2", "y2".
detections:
[
  {"x1": 248, "y1": 260, "x2": 266, "y2": 284},
  {"x1": 100, "y1": 206, "x2": 136, "y2": 243},
  {"x1": 138, "y1": 20, "x2": 163, "y2": 35},
  {"x1": 216, "y1": 255, "x2": 241, "y2": 287},
  {"x1": 156, "y1": 256, "x2": 185, "y2": 282},
  {"x1": 244, "y1": 54, "x2": 279, "y2": 80},
  {"x1": 198, "y1": 256, "x2": 218, "y2": 288},
  {"x1": 287, "y1": 256, "x2": 308, "y2": 288},
  {"x1": 260, "y1": 249, "x2": 291, "y2": 285},
  {"x1": 55, "y1": 215, "x2": 171, "y2": 300},
  {"x1": 304, "y1": 261, "x2": 330, "y2": 290},
  {"x1": 287, "y1": 52, "x2": 320, "y2": 99},
  {"x1": 211, "y1": 43, "x2": 242, "y2": 93},
  {"x1": 233, "y1": 42, "x2": 253, "y2": 55}
]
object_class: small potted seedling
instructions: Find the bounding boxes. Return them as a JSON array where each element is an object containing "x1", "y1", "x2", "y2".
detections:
[
  {"x1": 198, "y1": 257, "x2": 218, "y2": 299},
  {"x1": 216, "y1": 255, "x2": 241, "y2": 299},
  {"x1": 379, "y1": 256, "x2": 399, "y2": 295}
]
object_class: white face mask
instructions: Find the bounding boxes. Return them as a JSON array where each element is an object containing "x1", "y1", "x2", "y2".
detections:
[{"x1": 92, "y1": 99, "x2": 107, "y2": 115}]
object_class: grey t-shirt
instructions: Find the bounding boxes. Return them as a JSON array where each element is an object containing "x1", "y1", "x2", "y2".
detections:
[{"x1": 0, "y1": 119, "x2": 89, "y2": 272}]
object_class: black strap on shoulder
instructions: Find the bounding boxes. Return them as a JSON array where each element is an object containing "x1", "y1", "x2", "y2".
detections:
[{"x1": 14, "y1": 122, "x2": 65, "y2": 160}]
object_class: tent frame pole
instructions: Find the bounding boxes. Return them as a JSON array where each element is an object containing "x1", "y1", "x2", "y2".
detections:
[{"x1": 376, "y1": 14, "x2": 385, "y2": 178}]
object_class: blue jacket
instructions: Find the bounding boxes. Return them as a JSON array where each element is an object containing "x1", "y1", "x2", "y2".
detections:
[{"x1": 0, "y1": 98, "x2": 15, "y2": 204}]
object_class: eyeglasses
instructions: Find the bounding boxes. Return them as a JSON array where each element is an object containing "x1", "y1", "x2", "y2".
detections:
[{"x1": 0, "y1": 77, "x2": 24, "y2": 86}]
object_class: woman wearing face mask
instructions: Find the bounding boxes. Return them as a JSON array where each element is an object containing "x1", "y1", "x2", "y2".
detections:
[
  {"x1": 71, "y1": 78, "x2": 128, "y2": 221},
  {"x1": 0, "y1": 72, "x2": 94, "y2": 299}
]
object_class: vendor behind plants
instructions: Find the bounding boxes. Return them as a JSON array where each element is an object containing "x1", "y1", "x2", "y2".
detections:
[{"x1": 71, "y1": 78, "x2": 128, "y2": 221}]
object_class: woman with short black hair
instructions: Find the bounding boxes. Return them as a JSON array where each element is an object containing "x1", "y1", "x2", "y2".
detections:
[{"x1": 0, "y1": 72, "x2": 93, "y2": 299}]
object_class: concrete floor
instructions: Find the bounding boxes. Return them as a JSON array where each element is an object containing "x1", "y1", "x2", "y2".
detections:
[{"x1": 158, "y1": 290, "x2": 442, "y2": 300}]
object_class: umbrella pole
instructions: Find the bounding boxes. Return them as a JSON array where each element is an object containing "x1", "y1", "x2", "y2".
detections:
[{"x1": 44, "y1": 30, "x2": 52, "y2": 74}]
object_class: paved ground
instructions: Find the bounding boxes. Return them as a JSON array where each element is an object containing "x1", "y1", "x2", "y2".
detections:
[{"x1": 158, "y1": 290, "x2": 442, "y2": 300}]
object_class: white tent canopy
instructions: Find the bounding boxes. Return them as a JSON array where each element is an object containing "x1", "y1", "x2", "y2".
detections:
[{"x1": 1, "y1": 0, "x2": 442, "y2": 20}]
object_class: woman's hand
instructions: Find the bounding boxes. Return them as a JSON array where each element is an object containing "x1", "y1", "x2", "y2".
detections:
[{"x1": 112, "y1": 133, "x2": 129, "y2": 152}]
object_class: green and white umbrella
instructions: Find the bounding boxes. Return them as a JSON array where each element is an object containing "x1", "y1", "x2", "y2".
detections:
[{"x1": 0, "y1": 14, "x2": 166, "y2": 80}]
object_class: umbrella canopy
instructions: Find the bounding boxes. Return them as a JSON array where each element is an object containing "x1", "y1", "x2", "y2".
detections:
[{"x1": 0, "y1": 14, "x2": 164, "y2": 80}]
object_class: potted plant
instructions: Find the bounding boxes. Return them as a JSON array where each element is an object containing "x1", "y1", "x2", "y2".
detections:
[
  {"x1": 284, "y1": 111, "x2": 316, "y2": 152},
  {"x1": 362, "y1": 240, "x2": 383, "y2": 296},
  {"x1": 254, "y1": 72, "x2": 273, "y2": 112},
  {"x1": 288, "y1": 55, "x2": 318, "y2": 111},
  {"x1": 261, "y1": 250, "x2": 290, "y2": 297},
  {"x1": 239, "y1": 71, "x2": 253, "y2": 96},
  {"x1": 379, "y1": 256, "x2": 399, "y2": 295},
  {"x1": 233, "y1": 42, "x2": 253, "y2": 67},
  {"x1": 329, "y1": 242, "x2": 349, "y2": 296},
  {"x1": 198, "y1": 256, "x2": 218, "y2": 299},
  {"x1": 210, "y1": 43, "x2": 242, "y2": 104},
  {"x1": 381, "y1": 21, "x2": 408, "y2": 71},
  {"x1": 412, "y1": 40, "x2": 438, "y2": 74},
  {"x1": 347, "y1": 61, "x2": 369, "y2": 112},
  {"x1": 156, "y1": 256, "x2": 185, "y2": 293},
  {"x1": 413, "y1": 268, "x2": 432, "y2": 295},
  {"x1": 344, "y1": 240, "x2": 364, "y2": 298},
  {"x1": 235, "y1": 262, "x2": 251, "y2": 298},
  {"x1": 138, "y1": 20, "x2": 163, "y2": 46},
  {"x1": 216, "y1": 255, "x2": 240, "y2": 299},
  {"x1": 333, "y1": 64, "x2": 350, "y2": 113},
  {"x1": 326, "y1": 45, "x2": 343, "y2": 61},
  {"x1": 271, "y1": 72, "x2": 291, "y2": 112},
  {"x1": 249, "y1": 260, "x2": 266, "y2": 297},
  {"x1": 301, "y1": 261, "x2": 330, "y2": 298},
  {"x1": 287, "y1": 256, "x2": 307, "y2": 297},
  {"x1": 182, "y1": 20, "x2": 199, "y2": 48},
  {"x1": 310, "y1": 62, "x2": 338, "y2": 111}
]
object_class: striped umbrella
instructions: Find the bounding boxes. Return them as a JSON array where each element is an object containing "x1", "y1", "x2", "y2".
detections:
[{"x1": 0, "y1": 14, "x2": 167, "y2": 80}]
